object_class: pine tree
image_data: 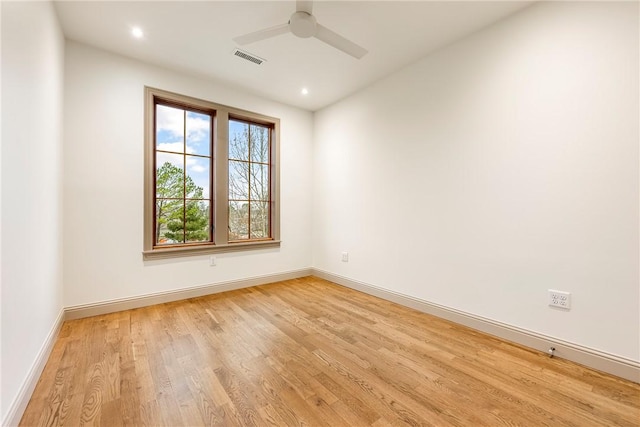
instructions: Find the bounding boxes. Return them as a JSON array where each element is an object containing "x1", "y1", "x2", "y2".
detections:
[{"x1": 156, "y1": 162, "x2": 208, "y2": 243}]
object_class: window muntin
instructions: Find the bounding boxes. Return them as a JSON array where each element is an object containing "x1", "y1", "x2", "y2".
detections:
[
  {"x1": 143, "y1": 87, "x2": 280, "y2": 259},
  {"x1": 154, "y1": 101, "x2": 213, "y2": 247},
  {"x1": 228, "y1": 119, "x2": 272, "y2": 241}
]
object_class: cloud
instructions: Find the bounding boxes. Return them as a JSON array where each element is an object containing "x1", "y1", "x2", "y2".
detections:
[
  {"x1": 157, "y1": 151, "x2": 183, "y2": 169},
  {"x1": 191, "y1": 164, "x2": 206, "y2": 173},
  {"x1": 156, "y1": 105, "x2": 211, "y2": 155},
  {"x1": 186, "y1": 112, "x2": 210, "y2": 150},
  {"x1": 157, "y1": 104, "x2": 184, "y2": 140},
  {"x1": 157, "y1": 142, "x2": 186, "y2": 154}
]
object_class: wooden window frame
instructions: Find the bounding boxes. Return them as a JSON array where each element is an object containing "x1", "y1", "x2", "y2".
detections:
[
  {"x1": 228, "y1": 116, "x2": 273, "y2": 243},
  {"x1": 143, "y1": 87, "x2": 280, "y2": 260},
  {"x1": 153, "y1": 99, "x2": 215, "y2": 248}
]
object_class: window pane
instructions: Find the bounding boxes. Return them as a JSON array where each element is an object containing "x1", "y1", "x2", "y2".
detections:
[
  {"x1": 250, "y1": 163, "x2": 269, "y2": 201},
  {"x1": 156, "y1": 104, "x2": 184, "y2": 153},
  {"x1": 185, "y1": 200, "x2": 210, "y2": 243},
  {"x1": 229, "y1": 160, "x2": 249, "y2": 200},
  {"x1": 156, "y1": 199, "x2": 184, "y2": 245},
  {"x1": 186, "y1": 111, "x2": 210, "y2": 156},
  {"x1": 229, "y1": 201, "x2": 249, "y2": 240},
  {"x1": 228, "y1": 118, "x2": 272, "y2": 242},
  {"x1": 186, "y1": 155, "x2": 210, "y2": 199},
  {"x1": 250, "y1": 201, "x2": 270, "y2": 239},
  {"x1": 156, "y1": 154, "x2": 184, "y2": 199},
  {"x1": 250, "y1": 124, "x2": 269, "y2": 163},
  {"x1": 229, "y1": 120, "x2": 249, "y2": 161}
]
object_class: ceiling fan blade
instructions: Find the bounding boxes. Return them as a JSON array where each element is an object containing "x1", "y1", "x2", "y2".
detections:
[
  {"x1": 233, "y1": 23, "x2": 290, "y2": 45},
  {"x1": 296, "y1": 0, "x2": 313, "y2": 14},
  {"x1": 315, "y1": 24, "x2": 368, "y2": 59}
]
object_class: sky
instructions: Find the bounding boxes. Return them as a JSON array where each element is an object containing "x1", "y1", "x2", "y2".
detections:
[
  {"x1": 156, "y1": 104, "x2": 211, "y2": 199},
  {"x1": 155, "y1": 104, "x2": 270, "y2": 204}
]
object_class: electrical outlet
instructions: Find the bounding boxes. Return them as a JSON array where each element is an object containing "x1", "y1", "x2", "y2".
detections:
[
  {"x1": 209, "y1": 255, "x2": 216, "y2": 266},
  {"x1": 341, "y1": 252, "x2": 349, "y2": 262},
  {"x1": 548, "y1": 290, "x2": 571, "y2": 309}
]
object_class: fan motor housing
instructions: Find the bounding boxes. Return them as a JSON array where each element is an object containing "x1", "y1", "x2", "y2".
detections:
[{"x1": 289, "y1": 12, "x2": 317, "y2": 38}]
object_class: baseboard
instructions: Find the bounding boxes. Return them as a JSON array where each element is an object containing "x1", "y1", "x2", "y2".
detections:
[
  {"x1": 2, "y1": 308, "x2": 65, "y2": 427},
  {"x1": 65, "y1": 268, "x2": 313, "y2": 320},
  {"x1": 5, "y1": 269, "x2": 311, "y2": 425},
  {"x1": 312, "y1": 269, "x2": 640, "y2": 384},
  {"x1": 6, "y1": 267, "x2": 636, "y2": 427}
]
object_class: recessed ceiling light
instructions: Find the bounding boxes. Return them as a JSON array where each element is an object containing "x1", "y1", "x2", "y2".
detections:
[
  {"x1": 301, "y1": 88, "x2": 309, "y2": 95},
  {"x1": 131, "y1": 27, "x2": 144, "y2": 39}
]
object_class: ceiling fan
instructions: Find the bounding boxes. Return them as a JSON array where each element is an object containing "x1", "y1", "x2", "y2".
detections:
[{"x1": 233, "y1": 0, "x2": 368, "y2": 59}]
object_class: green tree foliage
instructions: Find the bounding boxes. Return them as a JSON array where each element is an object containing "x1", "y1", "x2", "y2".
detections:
[{"x1": 156, "y1": 162, "x2": 208, "y2": 244}]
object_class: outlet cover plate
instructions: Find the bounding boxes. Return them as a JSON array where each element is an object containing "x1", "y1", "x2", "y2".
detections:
[{"x1": 549, "y1": 289, "x2": 571, "y2": 310}]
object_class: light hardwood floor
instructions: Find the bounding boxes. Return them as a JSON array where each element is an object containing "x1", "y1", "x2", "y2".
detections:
[{"x1": 20, "y1": 277, "x2": 640, "y2": 426}]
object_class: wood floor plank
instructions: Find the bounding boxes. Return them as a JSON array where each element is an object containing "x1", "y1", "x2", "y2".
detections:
[
  {"x1": 314, "y1": 372, "x2": 381, "y2": 425},
  {"x1": 20, "y1": 276, "x2": 640, "y2": 426}
]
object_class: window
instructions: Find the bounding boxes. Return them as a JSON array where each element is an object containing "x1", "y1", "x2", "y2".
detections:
[
  {"x1": 143, "y1": 87, "x2": 280, "y2": 259},
  {"x1": 154, "y1": 103, "x2": 213, "y2": 246},
  {"x1": 228, "y1": 119, "x2": 271, "y2": 241}
]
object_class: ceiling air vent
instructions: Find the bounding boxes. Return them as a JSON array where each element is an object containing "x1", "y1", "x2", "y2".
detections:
[{"x1": 233, "y1": 48, "x2": 265, "y2": 65}]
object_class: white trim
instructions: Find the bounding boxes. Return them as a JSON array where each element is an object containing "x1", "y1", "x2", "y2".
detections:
[
  {"x1": 312, "y1": 269, "x2": 640, "y2": 384},
  {"x1": 65, "y1": 268, "x2": 313, "y2": 320},
  {"x1": 2, "y1": 308, "x2": 65, "y2": 427}
]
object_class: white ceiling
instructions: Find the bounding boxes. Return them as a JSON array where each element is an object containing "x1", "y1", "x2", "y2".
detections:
[{"x1": 54, "y1": 1, "x2": 532, "y2": 111}]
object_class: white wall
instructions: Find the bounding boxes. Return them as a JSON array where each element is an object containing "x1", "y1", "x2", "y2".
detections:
[
  {"x1": 2, "y1": 3, "x2": 637, "y2": 420},
  {"x1": 63, "y1": 42, "x2": 313, "y2": 307},
  {"x1": 313, "y1": 1, "x2": 639, "y2": 361},
  {"x1": 1, "y1": 1, "x2": 65, "y2": 423}
]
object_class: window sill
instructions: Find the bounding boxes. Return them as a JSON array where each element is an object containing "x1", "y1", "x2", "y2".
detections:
[{"x1": 142, "y1": 240, "x2": 281, "y2": 260}]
